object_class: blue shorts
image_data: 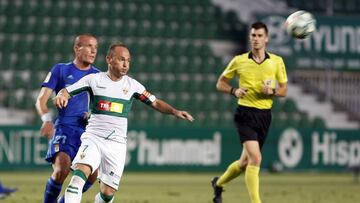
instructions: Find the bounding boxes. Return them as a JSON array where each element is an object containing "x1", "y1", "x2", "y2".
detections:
[{"x1": 45, "y1": 124, "x2": 85, "y2": 163}]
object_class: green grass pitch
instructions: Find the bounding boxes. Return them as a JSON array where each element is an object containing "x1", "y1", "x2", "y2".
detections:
[{"x1": 1, "y1": 170, "x2": 360, "y2": 203}]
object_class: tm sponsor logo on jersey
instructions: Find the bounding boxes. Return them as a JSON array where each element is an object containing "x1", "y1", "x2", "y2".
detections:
[{"x1": 98, "y1": 100, "x2": 124, "y2": 113}]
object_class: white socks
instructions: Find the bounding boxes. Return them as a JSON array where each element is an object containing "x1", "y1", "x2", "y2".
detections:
[
  {"x1": 64, "y1": 170, "x2": 115, "y2": 203},
  {"x1": 64, "y1": 175, "x2": 86, "y2": 203},
  {"x1": 94, "y1": 192, "x2": 114, "y2": 203}
]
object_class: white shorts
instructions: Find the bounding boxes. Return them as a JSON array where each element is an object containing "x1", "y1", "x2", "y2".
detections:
[{"x1": 72, "y1": 132, "x2": 127, "y2": 190}]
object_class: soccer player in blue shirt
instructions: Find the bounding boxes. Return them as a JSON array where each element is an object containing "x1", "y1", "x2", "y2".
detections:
[{"x1": 35, "y1": 34, "x2": 100, "y2": 203}]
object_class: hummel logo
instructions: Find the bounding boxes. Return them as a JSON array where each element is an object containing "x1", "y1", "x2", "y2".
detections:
[{"x1": 96, "y1": 85, "x2": 106, "y2": 89}]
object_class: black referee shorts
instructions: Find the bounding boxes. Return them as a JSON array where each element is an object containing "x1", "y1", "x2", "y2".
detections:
[{"x1": 233, "y1": 105, "x2": 272, "y2": 149}]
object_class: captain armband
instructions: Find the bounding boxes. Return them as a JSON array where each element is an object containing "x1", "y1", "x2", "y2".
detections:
[{"x1": 135, "y1": 90, "x2": 156, "y2": 105}]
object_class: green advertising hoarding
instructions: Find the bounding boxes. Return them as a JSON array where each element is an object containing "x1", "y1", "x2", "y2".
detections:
[
  {"x1": 0, "y1": 126, "x2": 360, "y2": 171},
  {"x1": 0, "y1": 126, "x2": 48, "y2": 169},
  {"x1": 257, "y1": 14, "x2": 360, "y2": 70}
]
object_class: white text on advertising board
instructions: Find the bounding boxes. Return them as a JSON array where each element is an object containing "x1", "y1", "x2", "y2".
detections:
[
  {"x1": 126, "y1": 131, "x2": 221, "y2": 166},
  {"x1": 312, "y1": 132, "x2": 360, "y2": 166},
  {"x1": 0, "y1": 131, "x2": 47, "y2": 165}
]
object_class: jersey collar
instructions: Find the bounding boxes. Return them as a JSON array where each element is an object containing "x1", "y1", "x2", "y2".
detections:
[
  {"x1": 248, "y1": 52, "x2": 270, "y2": 64},
  {"x1": 71, "y1": 62, "x2": 94, "y2": 72}
]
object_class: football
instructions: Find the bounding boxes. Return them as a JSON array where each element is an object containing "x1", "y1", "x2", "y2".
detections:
[{"x1": 284, "y1": 10, "x2": 316, "y2": 39}]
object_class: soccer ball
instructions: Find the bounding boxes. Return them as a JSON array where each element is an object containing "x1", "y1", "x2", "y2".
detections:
[{"x1": 284, "y1": 10, "x2": 316, "y2": 39}]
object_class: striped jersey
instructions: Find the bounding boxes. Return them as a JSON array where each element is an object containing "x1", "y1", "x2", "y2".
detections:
[{"x1": 66, "y1": 72, "x2": 155, "y2": 142}]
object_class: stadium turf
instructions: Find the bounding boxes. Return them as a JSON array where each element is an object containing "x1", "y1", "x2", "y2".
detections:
[{"x1": 1, "y1": 171, "x2": 359, "y2": 203}]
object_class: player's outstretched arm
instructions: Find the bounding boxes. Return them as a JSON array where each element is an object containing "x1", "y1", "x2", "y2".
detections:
[
  {"x1": 54, "y1": 88, "x2": 71, "y2": 109},
  {"x1": 150, "y1": 99, "x2": 194, "y2": 122},
  {"x1": 35, "y1": 87, "x2": 55, "y2": 138}
]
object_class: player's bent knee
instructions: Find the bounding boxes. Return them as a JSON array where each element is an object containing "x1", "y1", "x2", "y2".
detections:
[
  {"x1": 247, "y1": 155, "x2": 262, "y2": 166},
  {"x1": 100, "y1": 182, "x2": 116, "y2": 196},
  {"x1": 52, "y1": 167, "x2": 71, "y2": 182},
  {"x1": 87, "y1": 169, "x2": 99, "y2": 183},
  {"x1": 55, "y1": 152, "x2": 72, "y2": 166},
  {"x1": 100, "y1": 187, "x2": 115, "y2": 196},
  {"x1": 73, "y1": 163, "x2": 92, "y2": 178}
]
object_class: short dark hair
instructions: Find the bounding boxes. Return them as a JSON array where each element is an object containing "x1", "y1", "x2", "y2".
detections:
[
  {"x1": 251, "y1": 22, "x2": 268, "y2": 35},
  {"x1": 107, "y1": 42, "x2": 129, "y2": 57}
]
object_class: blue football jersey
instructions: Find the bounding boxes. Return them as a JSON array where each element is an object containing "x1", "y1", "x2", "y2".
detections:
[{"x1": 42, "y1": 62, "x2": 100, "y2": 127}]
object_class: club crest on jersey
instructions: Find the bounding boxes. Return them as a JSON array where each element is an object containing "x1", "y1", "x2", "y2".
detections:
[
  {"x1": 122, "y1": 88, "x2": 129, "y2": 95},
  {"x1": 54, "y1": 144, "x2": 59, "y2": 152},
  {"x1": 80, "y1": 153, "x2": 86, "y2": 159}
]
